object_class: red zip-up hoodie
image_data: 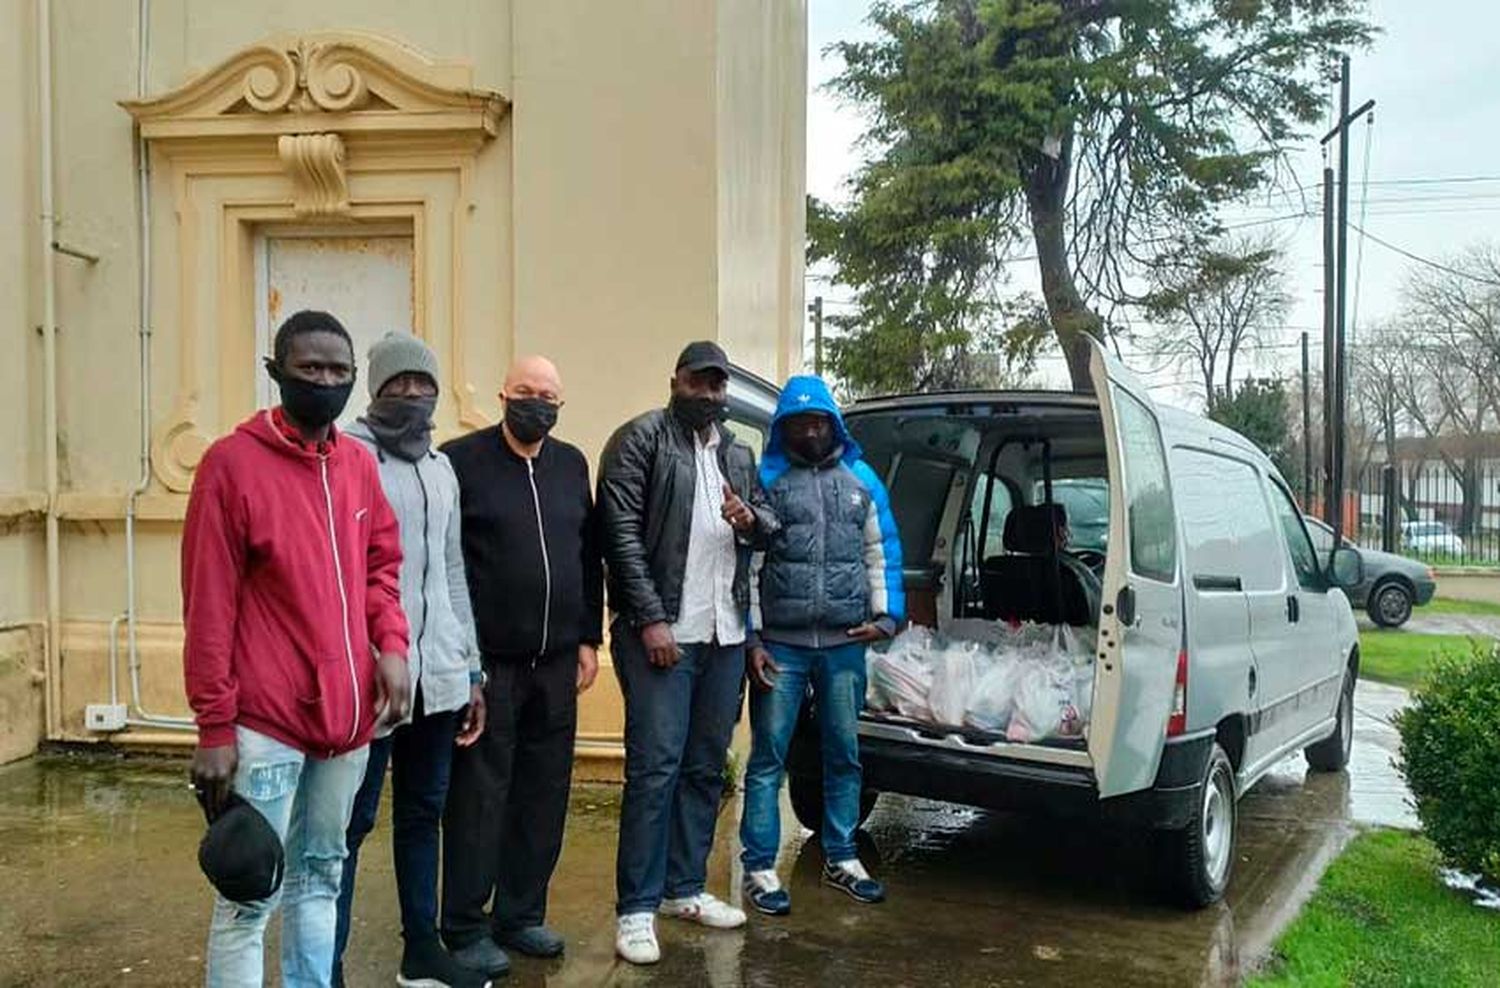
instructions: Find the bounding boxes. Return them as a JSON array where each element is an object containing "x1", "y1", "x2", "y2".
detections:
[{"x1": 182, "y1": 409, "x2": 409, "y2": 756}]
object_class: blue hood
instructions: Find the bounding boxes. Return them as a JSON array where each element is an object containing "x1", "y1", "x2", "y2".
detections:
[{"x1": 761, "y1": 375, "x2": 862, "y2": 487}]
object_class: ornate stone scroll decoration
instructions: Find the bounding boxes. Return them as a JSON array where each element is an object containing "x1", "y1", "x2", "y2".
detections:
[
  {"x1": 278, "y1": 134, "x2": 349, "y2": 217},
  {"x1": 121, "y1": 32, "x2": 508, "y2": 492},
  {"x1": 120, "y1": 31, "x2": 508, "y2": 139}
]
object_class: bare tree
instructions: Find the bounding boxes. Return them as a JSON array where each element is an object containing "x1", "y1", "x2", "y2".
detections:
[
  {"x1": 1141, "y1": 234, "x2": 1292, "y2": 411},
  {"x1": 1388, "y1": 253, "x2": 1500, "y2": 537}
]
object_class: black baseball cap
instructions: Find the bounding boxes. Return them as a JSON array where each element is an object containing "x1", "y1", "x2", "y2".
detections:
[
  {"x1": 675, "y1": 340, "x2": 730, "y2": 377},
  {"x1": 198, "y1": 793, "x2": 285, "y2": 904}
]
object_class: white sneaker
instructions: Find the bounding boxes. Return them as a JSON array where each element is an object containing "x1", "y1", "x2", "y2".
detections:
[
  {"x1": 658, "y1": 892, "x2": 747, "y2": 929},
  {"x1": 615, "y1": 912, "x2": 661, "y2": 965}
]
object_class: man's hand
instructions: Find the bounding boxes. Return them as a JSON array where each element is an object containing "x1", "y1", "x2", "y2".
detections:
[
  {"x1": 747, "y1": 646, "x2": 780, "y2": 691},
  {"x1": 721, "y1": 482, "x2": 755, "y2": 533},
  {"x1": 373, "y1": 652, "x2": 411, "y2": 726},
  {"x1": 456, "y1": 684, "x2": 486, "y2": 747},
  {"x1": 577, "y1": 644, "x2": 600, "y2": 694},
  {"x1": 640, "y1": 622, "x2": 682, "y2": 669},
  {"x1": 191, "y1": 744, "x2": 238, "y2": 821},
  {"x1": 846, "y1": 622, "x2": 891, "y2": 644}
]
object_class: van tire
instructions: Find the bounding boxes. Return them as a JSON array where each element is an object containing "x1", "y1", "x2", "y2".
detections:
[
  {"x1": 1305, "y1": 668, "x2": 1355, "y2": 772},
  {"x1": 788, "y1": 770, "x2": 879, "y2": 834},
  {"x1": 1156, "y1": 743, "x2": 1236, "y2": 909}
]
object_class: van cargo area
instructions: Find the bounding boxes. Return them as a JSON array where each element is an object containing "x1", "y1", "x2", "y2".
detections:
[{"x1": 848, "y1": 394, "x2": 1109, "y2": 762}]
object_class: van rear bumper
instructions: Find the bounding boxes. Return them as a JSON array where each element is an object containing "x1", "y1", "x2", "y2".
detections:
[{"x1": 850, "y1": 732, "x2": 1213, "y2": 830}]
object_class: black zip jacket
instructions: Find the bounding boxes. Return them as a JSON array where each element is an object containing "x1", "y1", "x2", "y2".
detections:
[
  {"x1": 442, "y1": 428, "x2": 604, "y2": 660},
  {"x1": 598, "y1": 408, "x2": 777, "y2": 629}
]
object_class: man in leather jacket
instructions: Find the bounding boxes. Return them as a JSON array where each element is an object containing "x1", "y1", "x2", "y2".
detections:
[{"x1": 598, "y1": 341, "x2": 776, "y2": 965}]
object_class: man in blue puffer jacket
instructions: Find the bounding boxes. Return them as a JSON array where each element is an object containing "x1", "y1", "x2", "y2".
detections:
[{"x1": 739, "y1": 375, "x2": 904, "y2": 914}]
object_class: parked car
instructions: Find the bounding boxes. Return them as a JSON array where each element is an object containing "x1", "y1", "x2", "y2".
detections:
[
  {"x1": 1304, "y1": 517, "x2": 1436, "y2": 628},
  {"x1": 774, "y1": 339, "x2": 1363, "y2": 910},
  {"x1": 1402, "y1": 520, "x2": 1465, "y2": 557}
]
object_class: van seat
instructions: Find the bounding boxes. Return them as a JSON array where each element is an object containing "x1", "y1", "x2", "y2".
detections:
[{"x1": 980, "y1": 504, "x2": 1100, "y2": 627}]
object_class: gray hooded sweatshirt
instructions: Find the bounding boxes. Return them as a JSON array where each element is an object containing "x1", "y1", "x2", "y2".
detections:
[{"x1": 346, "y1": 420, "x2": 481, "y2": 729}]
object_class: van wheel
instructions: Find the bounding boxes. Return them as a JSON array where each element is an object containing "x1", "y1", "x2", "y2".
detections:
[
  {"x1": 1306, "y1": 668, "x2": 1355, "y2": 772},
  {"x1": 1368, "y1": 581, "x2": 1413, "y2": 629},
  {"x1": 1157, "y1": 743, "x2": 1236, "y2": 909},
  {"x1": 788, "y1": 770, "x2": 879, "y2": 834}
]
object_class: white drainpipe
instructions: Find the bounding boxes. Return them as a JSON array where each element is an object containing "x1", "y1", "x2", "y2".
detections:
[
  {"x1": 37, "y1": 0, "x2": 62, "y2": 740},
  {"x1": 122, "y1": 0, "x2": 192, "y2": 730}
]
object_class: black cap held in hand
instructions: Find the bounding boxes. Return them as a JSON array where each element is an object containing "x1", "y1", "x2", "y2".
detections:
[
  {"x1": 675, "y1": 340, "x2": 730, "y2": 376},
  {"x1": 198, "y1": 793, "x2": 285, "y2": 904}
]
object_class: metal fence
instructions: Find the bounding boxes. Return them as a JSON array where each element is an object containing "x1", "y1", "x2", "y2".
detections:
[{"x1": 1306, "y1": 459, "x2": 1500, "y2": 567}]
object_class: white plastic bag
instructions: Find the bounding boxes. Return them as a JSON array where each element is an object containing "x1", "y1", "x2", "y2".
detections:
[
  {"x1": 964, "y1": 654, "x2": 1019, "y2": 733},
  {"x1": 868, "y1": 626, "x2": 936, "y2": 720},
  {"x1": 1005, "y1": 627, "x2": 1091, "y2": 741},
  {"x1": 929, "y1": 640, "x2": 984, "y2": 727}
]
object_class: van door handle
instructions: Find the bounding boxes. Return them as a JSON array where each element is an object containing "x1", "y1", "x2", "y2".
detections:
[
  {"x1": 1287, "y1": 595, "x2": 1300, "y2": 623},
  {"x1": 1116, "y1": 585, "x2": 1137, "y2": 627}
]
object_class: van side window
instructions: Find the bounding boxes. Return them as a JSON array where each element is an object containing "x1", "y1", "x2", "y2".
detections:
[
  {"x1": 1172, "y1": 448, "x2": 1284, "y2": 592},
  {"x1": 1114, "y1": 388, "x2": 1177, "y2": 583},
  {"x1": 1267, "y1": 482, "x2": 1323, "y2": 591},
  {"x1": 886, "y1": 457, "x2": 955, "y2": 565}
]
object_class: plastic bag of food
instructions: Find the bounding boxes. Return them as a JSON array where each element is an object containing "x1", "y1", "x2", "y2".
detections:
[
  {"x1": 867, "y1": 626, "x2": 936, "y2": 720},
  {"x1": 929, "y1": 640, "x2": 985, "y2": 727},
  {"x1": 964, "y1": 654, "x2": 1020, "y2": 733},
  {"x1": 1006, "y1": 627, "x2": 1091, "y2": 741}
]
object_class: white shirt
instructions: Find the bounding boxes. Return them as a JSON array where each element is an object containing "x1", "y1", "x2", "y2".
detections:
[{"x1": 670, "y1": 429, "x2": 745, "y2": 646}]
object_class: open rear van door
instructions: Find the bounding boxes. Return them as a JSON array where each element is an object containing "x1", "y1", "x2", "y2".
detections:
[{"x1": 1087, "y1": 339, "x2": 1184, "y2": 799}]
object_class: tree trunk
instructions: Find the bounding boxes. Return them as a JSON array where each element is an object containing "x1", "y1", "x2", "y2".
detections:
[{"x1": 1026, "y1": 137, "x2": 1103, "y2": 393}]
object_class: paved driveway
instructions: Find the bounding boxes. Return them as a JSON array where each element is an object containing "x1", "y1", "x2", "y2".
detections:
[{"x1": 1, "y1": 687, "x2": 1411, "y2": 988}]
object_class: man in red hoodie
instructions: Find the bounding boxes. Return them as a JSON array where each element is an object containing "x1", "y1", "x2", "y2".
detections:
[{"x1": 183, "y1": 310, "x2": 411, "y2": 988}]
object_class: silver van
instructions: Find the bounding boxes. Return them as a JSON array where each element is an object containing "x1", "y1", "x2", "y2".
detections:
[{"x1": 780, "y1": 341, "x2": 1363, "y2": 908}]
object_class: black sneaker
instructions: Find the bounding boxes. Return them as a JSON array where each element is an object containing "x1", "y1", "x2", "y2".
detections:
[
  {"x1": 822, "y1": 859, "x2": 886, "y2": 904},
  {"x1": 398, "y1": 937, "x2": 495, "y2": 987}
]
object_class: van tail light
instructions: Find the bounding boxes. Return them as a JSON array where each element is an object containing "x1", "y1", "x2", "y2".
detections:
[{"x1": 1167, "y1": 648, "x2": 1188, "y2": 737}]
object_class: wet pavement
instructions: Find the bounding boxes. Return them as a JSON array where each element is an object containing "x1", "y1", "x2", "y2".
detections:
[
  {"x1": 0, "y1": 682, "x2": 1413, "y2": 988},
  {"x1": 1359, "y1": 612, "x2": 1500, "y2": 638}
]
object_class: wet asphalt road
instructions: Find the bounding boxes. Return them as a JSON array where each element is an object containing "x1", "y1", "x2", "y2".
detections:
[{"x1": 0, "y1": 683, "x2": 1412, "y2": 988}]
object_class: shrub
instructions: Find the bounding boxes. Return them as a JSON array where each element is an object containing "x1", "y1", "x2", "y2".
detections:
[{"x1": 1395, "y1": 641, "x2": 1500, "y2": 884}]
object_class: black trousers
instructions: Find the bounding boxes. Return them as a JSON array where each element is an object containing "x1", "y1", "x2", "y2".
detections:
[{"x1": 441, "y1": 648, "x2": 578, "y2": 946}]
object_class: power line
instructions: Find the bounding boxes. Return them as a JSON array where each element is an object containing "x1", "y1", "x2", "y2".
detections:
[{"x1": 1347, "y1": 223, "x2": 1500, "y2": 287}]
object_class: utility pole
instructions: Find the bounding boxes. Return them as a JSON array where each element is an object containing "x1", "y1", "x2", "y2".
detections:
[
  {"x1": 1320, "y1": 54, "x2": 1375, "y2": 543},
  {"x1": 1321, "y1": 167, "x2": 1336, "y2": 519},
  {"x1": 810, "y1": 295, "x2": 824, "y2": 374},
  {"x1": 1302, "y1": 331, "x2": 1312, "y2": 508}
]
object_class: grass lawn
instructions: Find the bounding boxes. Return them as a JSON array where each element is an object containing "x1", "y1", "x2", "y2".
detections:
[
  {"x1": 1250, "y1": 830, "x2": 1500, "y2": 987},
  {"x1": 1357, "y1": 631, "x2": 1490, "y2": 691},
  {"x1": 1423, "y1": 596, "x2": 1500, "y2": 618}
]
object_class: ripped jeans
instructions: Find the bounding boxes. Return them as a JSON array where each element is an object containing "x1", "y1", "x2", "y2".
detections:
[{"x1": 205, "y1": 726, "x2": 369, "y2": 988}]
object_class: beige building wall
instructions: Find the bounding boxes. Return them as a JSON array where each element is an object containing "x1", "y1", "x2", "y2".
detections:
[
  {"x1": 1, "y1": 3, "x2": 46, "y2": 766},
  {"x1": 0, "y1": 0, "x2": 806, "y2": 771}
]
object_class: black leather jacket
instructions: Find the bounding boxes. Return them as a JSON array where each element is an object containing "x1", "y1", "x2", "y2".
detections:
[{"x1": 598, "y1": 408, "x2": 777, "y2": 629}]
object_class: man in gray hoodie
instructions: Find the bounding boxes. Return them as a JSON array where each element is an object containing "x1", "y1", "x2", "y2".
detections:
[{"x1": 333, "y1": 333, "x2": 490, "y2": 988}]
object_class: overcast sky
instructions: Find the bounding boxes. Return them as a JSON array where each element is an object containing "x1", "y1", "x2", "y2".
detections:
[{"x1": 805, "y1": 0, "x2": 1500, "y2": 404}]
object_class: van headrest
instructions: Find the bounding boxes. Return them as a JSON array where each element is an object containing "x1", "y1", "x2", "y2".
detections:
[{"x1": 1003, "y1": 503, "x2": 1068, "y2": 555}]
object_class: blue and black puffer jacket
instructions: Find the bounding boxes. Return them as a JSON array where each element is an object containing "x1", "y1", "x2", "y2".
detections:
[{"x1": 751, "y1": 376, "x2": 904, "y2": 649}]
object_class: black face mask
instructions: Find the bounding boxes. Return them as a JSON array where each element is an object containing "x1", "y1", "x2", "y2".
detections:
[
  {"x1": 787, "y1": 433, "x2": 836, "y2": 465},
  {"x1": 362, "y1": 395, "x2": 437, "y2": 462},
  {"x1": 671, "y1": 394, "x2": 728, "y2": 432},
  {"x1": 268, "y1": 363, "x2": 354, "y2": 432},
  {"x1": 505, "y1": 397, "x2": 559, "y2": 445}
]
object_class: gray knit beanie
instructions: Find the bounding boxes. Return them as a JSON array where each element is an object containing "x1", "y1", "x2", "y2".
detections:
[{"x1": 367, "y1": 332, "x2": 440, "y2": 398}]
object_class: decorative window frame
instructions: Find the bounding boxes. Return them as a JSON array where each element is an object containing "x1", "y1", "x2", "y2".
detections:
[{"x1": 122, "y1": 32, "x2": 508, "y2": 492}]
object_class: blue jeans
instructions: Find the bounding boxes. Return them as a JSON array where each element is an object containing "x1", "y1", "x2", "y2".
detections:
[
  {"x1": 205, "y1": 726, "x2": 369, "y2": 988},
  {"x1": 740, "y1": 642, "x2": 867, "y2": 870},
  {"x1": 613, "y1": 620, "x2": 745, "y2": 915},
  {"x1": 333, "y1": 704, "x2": 459, "y2": 979}
]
